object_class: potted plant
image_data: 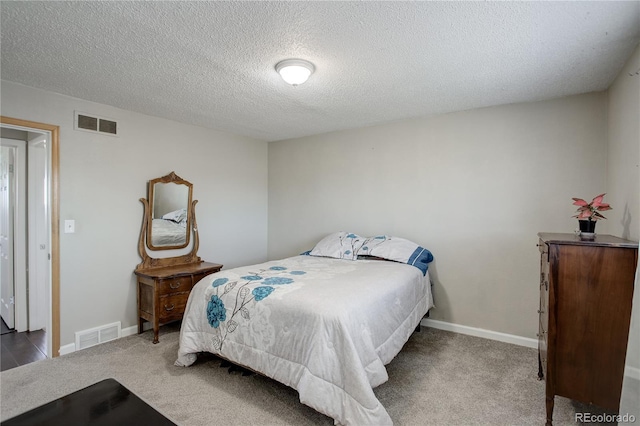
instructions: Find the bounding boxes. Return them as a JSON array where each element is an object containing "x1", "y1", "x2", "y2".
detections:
[{"x1": 572, "y1": 193, "x2": 611, "y2": 236}]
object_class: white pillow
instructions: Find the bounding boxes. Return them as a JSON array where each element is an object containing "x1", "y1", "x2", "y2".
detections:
[
  {"x1": 361, "y1": 235, "x2": 434, "y2": 275},
  {"x1": 310, "y1": 231, "x2": 364, "y2": 261},
  {"x1": 162, "y1": 208, "x2": 187, "y2": 223}
]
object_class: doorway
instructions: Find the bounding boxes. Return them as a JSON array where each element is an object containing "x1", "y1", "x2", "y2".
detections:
[{"x1": 0, "y1": 116, "x2": 60, "y2": 360}]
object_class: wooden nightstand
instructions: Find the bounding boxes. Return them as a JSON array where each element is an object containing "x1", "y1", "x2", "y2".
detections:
[{"x1": 135, "y1": 261, "x2": 222, "y2": 343}]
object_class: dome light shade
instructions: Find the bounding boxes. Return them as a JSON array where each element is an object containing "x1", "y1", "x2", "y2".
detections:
[{"x1": 275, "y1": 59, "x2": 315, "y2": 86}]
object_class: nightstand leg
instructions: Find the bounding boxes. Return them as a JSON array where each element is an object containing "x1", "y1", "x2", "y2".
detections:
[
  {"x1": 153, "y1": 318, "x2": 160, "y2": 344},
  {"x1": 138, "y1": 317, "x2": 143, "y2": 335}
]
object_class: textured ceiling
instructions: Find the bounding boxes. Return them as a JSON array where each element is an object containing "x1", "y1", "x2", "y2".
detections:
[{"x1": 1, "y1": 1, "x2": 639, "y2": 142}]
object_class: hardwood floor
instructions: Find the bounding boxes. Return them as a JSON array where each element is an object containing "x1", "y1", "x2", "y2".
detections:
[
  {"x1": 1, "y1": 319, "x2": 47, "y2": 372},
  {"x1": 1, "y1": 318, "x2": 12, "y2": 335}
]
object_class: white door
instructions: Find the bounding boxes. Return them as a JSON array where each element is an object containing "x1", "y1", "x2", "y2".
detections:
[
  {"x1": 28, "y1": 134, "x2": 49, "y2": 331},
  {"x1": 0, "y1": 145, "x2": 16, "y2": 328},
  {"x1": 0, "y1": 138, "x2": 27, "y2": 331}
]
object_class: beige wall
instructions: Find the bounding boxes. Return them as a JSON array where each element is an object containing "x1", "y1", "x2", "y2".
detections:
[
  {"x1": 607, "y1": 44, "x2": 640, "y2": 242},
  {"x1": 268, "y1": 92, "x2": 608, "y2": 339},
  {"x1": 608, "y1": 43, "x2": 640, "y2": 410},
  {"x1": 3, "y1": 47, "x2": 634, "y2": 362},
  {"x1": 1, "y1": 81, "x2": 269, "y2": 347}
]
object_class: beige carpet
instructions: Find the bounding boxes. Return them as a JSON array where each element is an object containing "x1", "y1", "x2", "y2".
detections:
[{"x1": 0, "y1": 324, "x2": 607, "y2": 425}]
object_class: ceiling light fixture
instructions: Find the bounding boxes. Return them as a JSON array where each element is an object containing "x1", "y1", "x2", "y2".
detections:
[{"x1": 275, "y1": 59, "x2": 315, "y2": 86}]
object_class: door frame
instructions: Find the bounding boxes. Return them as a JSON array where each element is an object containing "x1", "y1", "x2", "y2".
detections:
[{"x1": 0, "y1": 116, "x2": 60, "y2": 357}]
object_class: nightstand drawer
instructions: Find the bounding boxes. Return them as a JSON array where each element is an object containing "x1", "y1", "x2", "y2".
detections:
[
  {"x1": 157, "y1": 276, "x2": 193, "y2": 295},
  {"x1": 158, "y1": 293, "x2": 190, "y2": 322}
]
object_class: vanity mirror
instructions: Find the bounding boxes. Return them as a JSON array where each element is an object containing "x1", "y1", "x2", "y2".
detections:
[
  {"x1": 136, "y1": 171, "x2": 201, "y2": 269},
  {"x1": 135, "y1": 172, "x2": 223, "y2": 343},
  {"x1": 148, "y1": 173, "x2": 192, "y2": 250}
]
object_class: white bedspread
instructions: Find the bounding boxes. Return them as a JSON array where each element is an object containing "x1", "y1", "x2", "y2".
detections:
[
  {"x1": 176, "y1": 255, "x2": 433, "y2": 425},
  {"x1": 151, "y1": 218, "x2": 186, "y2": 246}
]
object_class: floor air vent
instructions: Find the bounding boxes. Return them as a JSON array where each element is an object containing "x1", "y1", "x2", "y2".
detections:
[
  {"x1": 74, "y1": 111, "x2": 118, "y2": 136},
  {"x1": 75, "y1": 321, "x2": 121, "y2": 351}
]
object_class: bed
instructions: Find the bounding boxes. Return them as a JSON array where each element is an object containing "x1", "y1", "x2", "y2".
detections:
[
  {"x1": 151, "y1": 219, "x2": 187, "y2": 246},
  {"x1": 176, "y1": 232, "x2": 434, "y2": 425},
  {"x1": 150, "y1": 208, "x2": 188, "y2": 246}
]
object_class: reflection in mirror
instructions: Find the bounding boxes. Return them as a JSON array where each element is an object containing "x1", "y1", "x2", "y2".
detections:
[
  {"x1": 151, "y1": 183, "x2": 189, "y2": 247},
  {"x1": 146, "y1": 172, "x2": 193, "y2": 250}
]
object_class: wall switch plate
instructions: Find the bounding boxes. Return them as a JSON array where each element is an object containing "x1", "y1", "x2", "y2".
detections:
[{"x1": 64, "y1": 220, "x2": 75, "y2": 234}]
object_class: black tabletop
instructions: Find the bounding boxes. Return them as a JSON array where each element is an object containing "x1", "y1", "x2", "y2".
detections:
[{"x1": 2, "y1": 378, "x2": 176, "y2": 426}]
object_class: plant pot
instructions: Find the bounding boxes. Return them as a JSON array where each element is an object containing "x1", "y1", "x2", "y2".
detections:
[
  {"x1": 578, "y1": 220, "x2": 596, "y2": 240},
  {"x1": 578, "y1": 220, "x2": 597, "y2": 233}
]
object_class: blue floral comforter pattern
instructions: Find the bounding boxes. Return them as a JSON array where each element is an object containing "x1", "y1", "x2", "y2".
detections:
[
  {"x1": 176, "y1": 255, "x2": 433, "y2": 425},
  {"x1": 205, "y1": 265, "x2": 306, "y2": 350}
]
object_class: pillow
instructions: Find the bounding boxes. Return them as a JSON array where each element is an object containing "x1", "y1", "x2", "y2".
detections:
[
  {"x1": 357, "y1": 235, "x2": 387, "y2": 256},
  {"x1": 360, "y1": 235, "x2": 434, "y2": 275},
  {"x1": 162, "y1": 208, "x2": 187, "y2": 225},
  {"x1": 309, "y1": 231, "x2": 365, "y2": 261}
]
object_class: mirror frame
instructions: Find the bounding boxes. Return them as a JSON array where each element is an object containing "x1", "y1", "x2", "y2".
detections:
[
  {"x1": 146, "y1": 172, "x2": 193, "y2": 250},
  {"x1": 137, "y1": 172, "x2": 202, "y2": 271}
]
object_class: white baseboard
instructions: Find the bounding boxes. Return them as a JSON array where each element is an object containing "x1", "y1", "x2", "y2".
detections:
[
  {"x1": 422, "y1": 318, "x2": 640, "y2": 380},
  {"x1": 58, "y1": 325, "x2": 138, "y2": 356},
  {"x1": 58, "y1": 342, "x2": 75, "y2": 356},
  {"x1": 122, "y1": 324, "x2": 139, "y2": 337},
  {"x1": 625, "y1": 366, "x2": 640, "y2": 381},
  {"x1": 422, "y1": 318, "x2": 538, "y2": 349},
  {"x1": 57, "y1": 319, "x2": 640, "y2": 382}
]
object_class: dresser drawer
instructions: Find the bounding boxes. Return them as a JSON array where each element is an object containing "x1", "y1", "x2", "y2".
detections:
[
  {"x1": 538, "y1": 314, "x2": 548, "y2": 375},
  {"x1": 539, "y1": 266, "x2": 549, "y2": 330},
  {"x1": 156, "y1": 276, "x2": 193, "y2": 295},
  {"x1": 539, "y1": 327, "x2": 548, "y2": 378},
  {"x1": 158, "y1": 293, "x2": 190, "y2": 322},
  {"x1": 538, "y1": 318, "x2": 547, "y2": 346}
]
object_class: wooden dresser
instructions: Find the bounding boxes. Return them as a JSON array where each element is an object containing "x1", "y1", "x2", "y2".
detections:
[
  {"x1": 537, "y1": 233, "x2": 638, "y2": 425},
  {"x1": 135, "y1": 261, "x2": 222, "y2": 343}
]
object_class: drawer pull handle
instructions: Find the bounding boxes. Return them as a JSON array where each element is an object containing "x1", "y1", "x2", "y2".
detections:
[
  {"x1": 537, "y1": 309, "x2": 544, "y2": 314},
  {"x1": 164, "y1": 304, "x2": 175, "y2": 311},
  {"x1": 169, "y1": 282, "x2": 181, "y2": 289}
]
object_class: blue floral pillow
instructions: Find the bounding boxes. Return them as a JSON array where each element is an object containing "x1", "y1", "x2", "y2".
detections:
[
  {"x1": 309, "y1": 231, "x2": 364, "y2": 261},
  {"x1": 359, "y1": 235, "x2": 434, "y2": 275}
]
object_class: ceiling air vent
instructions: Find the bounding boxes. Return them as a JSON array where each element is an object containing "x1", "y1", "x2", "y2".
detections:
[{"x1": 74, "y1": 111, "x2": 118, "y2": 136}]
